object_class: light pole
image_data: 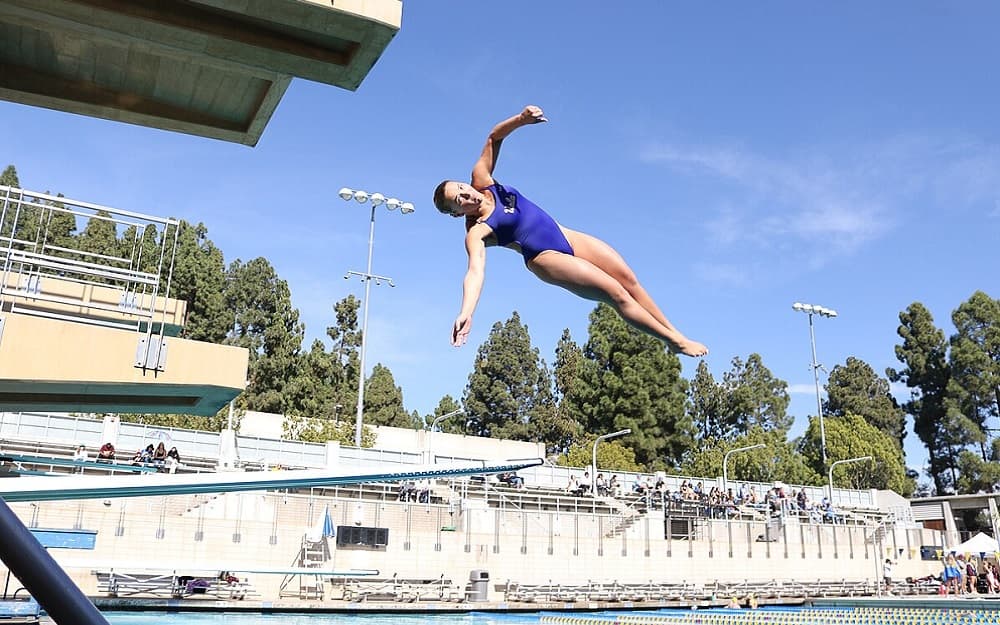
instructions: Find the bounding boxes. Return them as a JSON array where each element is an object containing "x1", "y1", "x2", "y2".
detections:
[
  {"x1": 792, "y1": 302, "x2": 838, "y2": 469},
  {"x1": 427, "y1": 408, "x2": 464, "y2": 463},
  {"x1": 722, "y1": 443, "x2": 765, "y2": 493},
  {"x1": 339, "y1": 187, "x2": 414, "y2": 447},
  {"x1": 828, "y1": 455, "x2": 872, "y2": 502},
  {"x1": 429, "y1": 408, "x2": 464, "y2": 432},
  {"x1": 592, "y1": 429, "x2": 631, "y2": 493}
]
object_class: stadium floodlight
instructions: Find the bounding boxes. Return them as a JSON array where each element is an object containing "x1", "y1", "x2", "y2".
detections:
[
  {"x1": 339, "y1": 187, "x2": 414, "y2": 447},
  {"x1": 792, "y1": 301, "x2": 838, "y2": 468}
]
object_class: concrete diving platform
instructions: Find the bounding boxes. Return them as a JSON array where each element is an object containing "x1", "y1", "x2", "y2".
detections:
[
  {"x1": 0, "y1": 311, "x2": 247, "y2": 415},
  {"x1": 0, "y1": 0, "x2": 402, "y2": 145},
  {"x1": 0, "y1": 185, "x2": 249, "y2": 415}
]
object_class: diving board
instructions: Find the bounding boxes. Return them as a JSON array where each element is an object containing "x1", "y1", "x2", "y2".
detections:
[{"x1": 0, "y1": 458, "x2": 544, "y2": 502}]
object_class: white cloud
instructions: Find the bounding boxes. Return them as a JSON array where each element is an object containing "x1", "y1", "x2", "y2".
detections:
[
  {"x1": 787, "y1": 383, "x2": 821, "y2": 396},
  {"x1": 692, "y1": 261, "x2": 750, "y2": 287},
  {"x1": 640, "y1": 143, "x2": 892, "y2": 257},
  {"x1": 640, "y1": 133, "x2": 1000, "y2": 279}
]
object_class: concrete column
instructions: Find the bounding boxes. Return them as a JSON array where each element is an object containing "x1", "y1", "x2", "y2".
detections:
[
  {"x1": 941, "y1": 500, "x2": 960, "y2": 547},
  {"x1": 325, "y1": 440, "x2": 340, "y2": 469},
  {"x1": 989, "y1": 497, "x2": 1000, "y2": 543},
  {"x1": 100, "y1": 414, "x2": 120, "y2": 446},
  {"x1": 217, "y1": 429, "x2": 239, "y2": 471}
]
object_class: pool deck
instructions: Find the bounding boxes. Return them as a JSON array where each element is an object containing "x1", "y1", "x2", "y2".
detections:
[{"x1": 90, "y1": 596, "x2": 810, "y2": 613}]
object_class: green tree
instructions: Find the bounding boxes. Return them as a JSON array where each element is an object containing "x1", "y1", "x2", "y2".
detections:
[
  {"x1": 955, "y1": 448, "x2": 1000, "y2": 495},
  {"x1": 687, "y1": 360, "x2": 726, "y2": 440},
  {"x1": 0, "y1": 165, "x2": 18, "y2": 186},
  {"x1": 559, "y1": 437, "x2": 643, "y2": 473},
  {"x1": 825, "y1": 356, "x2": 906, "y2": 447},
  {"x1": 948, "y1": 291, "x2": 1000, "y2": 460},
  {"x1": 683, "y1": 427, "x2": 821, "y2": 486},
  {"x1": 427, "y1": 395, "x2": 464, "y2": 433},
  {"x1": 364, "y1": 363, "x2": 417, "y2": 429},
  {"x1": 0, "y1": 165, "x2": 20, "y2": 239},
  {"x1": 463, "y1": 312, "x2": 556, "y2": 442},
  {"x1": 77, "y1": 210, "x2": 120, "y2": 265},
  {"x1": 568, "y1": 304, "x2": 692, "y2": 470},
  {"x1": 888, "y1": 303, "x2": 956, "y2": 493},
  {"x1": 721, "y1": 354, "x2": 792, "y2": 435},
  {"x1": 284, "y1": 338, "x2": 337, "y2": 419},
  {"x1": 226, "y1": 257, "x2": 304, "y2": 413},
  {"x1": 283, "y1": 416, "x2": 376, "y2": 447},
  {"x1": 166, "y1": 221, "x2": 229, "y2": 342},
  {"x1": 801, "y1": 413, "x2": 912, "y2": 495},
  {"x1": 549, "y1": 329, "x2": 586, "y2": 452}
]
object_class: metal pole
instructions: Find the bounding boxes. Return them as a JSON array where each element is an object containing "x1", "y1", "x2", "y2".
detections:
[
  {"x1": 808, "y1": 313, "x2": 827, "y2": 468},
  {"x1": 354, "y1": 203, "x2": 377, "y2": 448},
  {"x1": 0, "y1": 498, "x2": 110, "y2": 625},
  {"x1": 722, "y1": 443, "x2": 765, "y2": 493},
  {"x1": 427, "y1": 408, "x2": 464, "y2": 462},
  {"x1": 828, "y1": 456, "x2": 872, "y2": 502},
  {"x1": 592, "y1": 429, "x2": 631, "y2": 494}
]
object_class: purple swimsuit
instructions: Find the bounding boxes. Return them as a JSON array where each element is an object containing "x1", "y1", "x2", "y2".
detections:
[{"x1": 480, "y1": 182, "x2": 574, "y2": 261}]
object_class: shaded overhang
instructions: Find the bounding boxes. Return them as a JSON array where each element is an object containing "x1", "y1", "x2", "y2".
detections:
[{"x1": 0, "y1": 0, "x2": 401, "y2": 145}]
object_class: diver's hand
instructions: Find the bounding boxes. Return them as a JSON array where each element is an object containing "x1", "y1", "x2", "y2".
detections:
[
  {"x1": 452, "y1": 315, "x2": 473, "y2": 347},
  {"x1": 520, "y1": 105, "x2": 547, "y2": 124}
]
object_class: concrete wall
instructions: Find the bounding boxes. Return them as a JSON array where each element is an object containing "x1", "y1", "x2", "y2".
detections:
[
  {"x1": 2, "y1": 492, "x2": 945, "y2": 603},
  {"x1": 238, "y1": 413, "x2": 545, "y2": 463}
]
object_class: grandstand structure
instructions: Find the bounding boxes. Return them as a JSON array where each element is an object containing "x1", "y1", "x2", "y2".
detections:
[{"x1": 1, "y1": 409, "x2": 947, "y2": 604}]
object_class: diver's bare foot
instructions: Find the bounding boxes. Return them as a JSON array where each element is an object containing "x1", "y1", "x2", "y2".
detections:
[{"x1": 669, "y1": 339, "x2": 708, "y2": 357}]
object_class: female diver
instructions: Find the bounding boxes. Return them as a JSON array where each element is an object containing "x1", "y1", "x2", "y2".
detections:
[{"x1": 433, "y1": 105, "x2": 708, "y2": 357}]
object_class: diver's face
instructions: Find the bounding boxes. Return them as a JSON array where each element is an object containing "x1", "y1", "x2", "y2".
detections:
[{"x1": 445, "y1": 182, "x2": 483, "y2": 216}]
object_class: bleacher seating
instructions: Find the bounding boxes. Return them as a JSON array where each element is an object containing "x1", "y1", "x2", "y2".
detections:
[
  {"x1": 94, "y1": 569, "x2": 260, "y2": 600},
  {"x1": 0, "y1": 436, "x2": 216, "y2": 476},
  {"x1": 330, "y1": 573, "x2": 464, "y2": 602}
]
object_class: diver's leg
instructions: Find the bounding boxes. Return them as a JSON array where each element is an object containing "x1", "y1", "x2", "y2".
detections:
[{"x1": 528, "y1": 251, "x2": 707, "y2": 357}]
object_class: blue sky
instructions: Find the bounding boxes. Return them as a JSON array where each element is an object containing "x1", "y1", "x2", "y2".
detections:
[{"x1": 1, "y1": 2, "x2": 997, "y2": 480}]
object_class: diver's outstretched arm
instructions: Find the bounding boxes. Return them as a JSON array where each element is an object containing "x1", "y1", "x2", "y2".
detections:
[
  {"x1": 471, "y1": 105, "x2": 547, "y2": 189},
  {"x1": 452, "y1": 227, "x2": 489, "y2": 346}
]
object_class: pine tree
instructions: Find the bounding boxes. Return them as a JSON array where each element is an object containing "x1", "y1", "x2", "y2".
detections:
[
  {"x1": 825, "y1": 356, "x2": 906, "y2": 447},
  {"x1": 225, "y1": 256, "x2": 304, "y2": 413},
  {"x1": 165, "y1": 221, "x2": 229, "y2": 342},
  {"x1": 569, "y1": 304, "x2": 692, "y2": 470},
  {"x1": 721, "y1": 354, "x2": 792, "y2": 434},
  {"x1": 888, "y1": 303, "x2": 956, "y2": 494},
  {"x1": 688, "y1": 360, "x2": 726, "y2": 440},
  {"x1": 364, "y1": 363, "x2": 416, "y2": 429},
  {"x1": 948, "y1": 291, "x2": 1000, "y2": 461},
  {"x1": 463, "y1": 312, "x2": 557, "y2": 444}
]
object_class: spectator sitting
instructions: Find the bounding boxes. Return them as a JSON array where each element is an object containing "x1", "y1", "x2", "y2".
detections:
[
  {"x1": 796, "y1": 488, "x2": 809, "y2": 511},
  {"x1": 152, "y1": 442, "x2": 168, "y2": 467},
  {"x1": 165, "y1": 446, "x2": 181, "y2": 474},
  {"x1": 72, "y1": 445, "x2": 88, "y2": 473},
  {"x1": 416, "y1": 479, "x2": 431, "y2": 503},
  {"x1": 595, "y1": 473, "x2": 607, "y2": 496},
  {"x1": 568, "y1": 474, "x2": 589, "y2": 497},
  {"x1": 398, "y1": 480, "x2": 417, "y2": 502},
  {"x1": 97, "y1": 442, "x2": 115, "y2": 463},
  {"x1": 502, "y1": 472, "x2": 525, "y2": 489},
  {"x1": 607, "y1": 474, "x2": 620, "y2": 497}
]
